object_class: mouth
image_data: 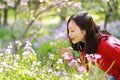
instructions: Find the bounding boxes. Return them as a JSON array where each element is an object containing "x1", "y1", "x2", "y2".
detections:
[{"x1": 71, "y1": 38, "x2": 75, "y2": 41}]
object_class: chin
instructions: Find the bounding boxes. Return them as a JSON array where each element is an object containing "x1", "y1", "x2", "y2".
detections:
[{"x1": 72, "y1": 41, "x2": 77, "y2": 44}]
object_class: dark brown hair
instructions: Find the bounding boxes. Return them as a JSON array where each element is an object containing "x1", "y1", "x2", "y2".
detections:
[{"x1": 67, "y1": 12, "x2": 100, "y2": 54}]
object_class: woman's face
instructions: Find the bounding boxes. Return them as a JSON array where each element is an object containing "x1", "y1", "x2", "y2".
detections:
[{"x1": 68, "y1": 20, "x2": 86, "y2": 44}]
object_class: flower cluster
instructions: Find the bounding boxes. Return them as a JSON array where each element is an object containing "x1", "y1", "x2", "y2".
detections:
[{"x1": 0, "y1": 40, "x2": 110, "y2": 80}]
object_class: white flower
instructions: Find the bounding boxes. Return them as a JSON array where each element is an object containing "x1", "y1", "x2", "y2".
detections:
[
  {"x1": 47, "y1": 68, "x2": 52, "y2": 73},
  {"x1": 74, "y1": 74, "x2": 83, "y2": 79},
  {"x1": 48, "y1": 53, "x2": 54, "y2": 60},
  {"x1": 0, "y1": 68, "x2": 3, "y2": 73},
  {"x1": 56, "y1": 58, "x2": 63, "y2": 64},
  {"x1": 15, "y1": 41, "x2": 22, "y2": 46},
  {"x1": 0, "y1": 62, "x2": 8, "y2": 67},
  {"x1": 5, "y1": 49, "x2": 11, "y2": 54},
  {"x1": 56, "y1": 66, "x2": 60, "y2": 69},
  {"x1": 8, "y1": 43, "x2": 13, "y2": 49}
]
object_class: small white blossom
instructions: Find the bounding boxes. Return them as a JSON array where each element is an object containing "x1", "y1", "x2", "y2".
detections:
[
  {"x1": 0, "y1": 68, "x2": 3, "y2": 73},
  {"x1": 47, "y1": 68, "x2": 52, "y2": 73},
  {"x1": 15, "y1": 41, "x2": 22, "y2": 46},
  {"x1": 48, "y1": 53, "x2": 54, "y2": 60},
  {"x1": 5, "y1": 49, "x2": 11, "y2": 54},
  {"x1": 56, "y1": 58, "x2": 63, "y2": 64},
  {"x1": 56, "y1": 66, "x2": 60, "y2": 70}
]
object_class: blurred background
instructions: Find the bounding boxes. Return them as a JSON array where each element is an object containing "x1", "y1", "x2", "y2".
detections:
[{"x1": 0, "y1": 0, "x2": 120, "y2": 62}]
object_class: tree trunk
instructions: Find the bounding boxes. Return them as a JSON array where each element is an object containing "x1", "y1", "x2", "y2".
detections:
[
  {"x1": 3, "y1": 7, "x2": 8, "y2": 26},
  {"x1": 104, "y1": 14, "x2": 109, "y2": 30},
  {"x1": 60, "y1": 15, "x2": 66, "y2": 23},
  {"x1": 0, "y1": 9, "x2": 1, "y2": 26}
]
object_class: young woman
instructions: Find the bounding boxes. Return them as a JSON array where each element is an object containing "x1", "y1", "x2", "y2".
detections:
[{"x1": 66, "y1": 12, "x2": 120, "y2": 80}]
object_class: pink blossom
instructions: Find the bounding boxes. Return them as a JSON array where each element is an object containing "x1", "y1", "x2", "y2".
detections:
[
  {"x1": 85, "y1": 54, "x2": 101, "y2": 62},
  {"x1": 62, "y1": 52, "x2": 70, "y2": 60},
  {"x1": 55, "y1": 71, "x2": 61, "y2": 76},
  {"x1": 68, "y1": 59, "x2": 79, "y2": 66},
  {"x1": 47, "y1": 68, "x2": 52, "y2": 73},
  {"x1": 62, "y1": 71, "x2": 67, "y2": 76},
  {"x1": 77, "y1": 66, "x2": 85, "y2": 72},
  {"x1": 94, "y1": 54, "x2": 101, "y2": 59}
]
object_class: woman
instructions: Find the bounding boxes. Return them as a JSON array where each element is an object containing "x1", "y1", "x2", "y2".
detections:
[{"x1": 66, "y1": 12, "x2": 120, "y2": 80}]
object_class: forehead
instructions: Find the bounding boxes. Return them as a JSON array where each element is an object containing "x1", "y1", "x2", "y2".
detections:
[{"x1": 68, "y1": 20, "x2": 79, "y2": 29}]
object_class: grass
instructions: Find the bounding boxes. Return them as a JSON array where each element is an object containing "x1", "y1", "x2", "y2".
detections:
[
  {"x1": 0, "y1": 39, "x2": 111, "y2": 80},
  {"x1": 0, "y1": 27, "x2": 12, "y2": 48}
]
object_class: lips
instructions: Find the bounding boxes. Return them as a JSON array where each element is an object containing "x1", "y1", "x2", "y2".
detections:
[{"x1": 71, "y1": 38, "x2": 74, "y2": 41}]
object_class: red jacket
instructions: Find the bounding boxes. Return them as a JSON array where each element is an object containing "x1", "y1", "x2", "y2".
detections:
[{"x1": 80, "y1": 34, "x2": 120, "y2": 80}]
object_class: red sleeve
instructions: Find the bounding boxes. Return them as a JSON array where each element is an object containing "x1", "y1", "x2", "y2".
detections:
[{"x1": 104, "y1": 37, "x2": 120, "y2": 68}]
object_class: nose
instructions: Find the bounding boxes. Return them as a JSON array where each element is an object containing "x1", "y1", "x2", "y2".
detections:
[{"x1": 68, "y1": 32, "x2": 72, "y2": 38}]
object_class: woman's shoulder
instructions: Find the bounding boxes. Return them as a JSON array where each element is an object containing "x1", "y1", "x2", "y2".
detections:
[
  {"x1": 96, "y1": 34, "x2": 120, "y2": 56},
  {"x1": 98, "y1": 34, "x2": 120, "y2": 49}
]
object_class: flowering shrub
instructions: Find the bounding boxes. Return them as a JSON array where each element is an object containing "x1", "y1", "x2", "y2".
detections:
[{"x1": 0, "y1": 40, "x2": 111, "y2": 80}]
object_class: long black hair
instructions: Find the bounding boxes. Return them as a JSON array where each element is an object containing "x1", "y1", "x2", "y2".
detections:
[{"x1": 67, "y1": 12, "x2": 100, "y2": 54}]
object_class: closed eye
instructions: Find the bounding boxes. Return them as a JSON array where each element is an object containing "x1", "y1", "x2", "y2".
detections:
[{"x1": 71, "y1": 30, "x2": 75, "y2": 32}]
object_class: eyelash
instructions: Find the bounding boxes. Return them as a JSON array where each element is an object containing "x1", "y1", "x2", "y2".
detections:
[{"x1": 71, "y1": 30, "x2": 74, "y2": 32}]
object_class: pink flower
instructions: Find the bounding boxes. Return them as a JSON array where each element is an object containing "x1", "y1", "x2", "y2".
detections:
[
  {"x1": 85, "y1": 54, "x2": 101, "y2": 62},
  {"x1": 55, "y1": 71, "x2": 61, "y2": 76},
  {"x1": 77, "y1": 66, "x2": 85, "y2": 72},
  {"x1": 62, "y1": 52, "x2": 70, "y2": 60},
  {"x1": 62, "y1": 71, "x2": 67, "y2": 76},
  {"x1": 68, "y1": 59, "x2": 79, "y2": 66},
  {"x1": 94, "y1": 54, "x2": 101, "y2": 59},
  {"x1": 47, "y1": 68, "x2": 52, "y2": 73}
]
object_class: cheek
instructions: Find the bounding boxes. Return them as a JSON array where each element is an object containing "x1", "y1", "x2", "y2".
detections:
[
  {"x1": 76, "y1": 31, "x2": 82, "y2": 36},
  {"x1": 76, "y1": 31, "x2": 84, "y2": 39}
]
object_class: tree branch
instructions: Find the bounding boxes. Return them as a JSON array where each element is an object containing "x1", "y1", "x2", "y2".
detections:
[{"x1": 18, "y1": 2, "x2": 60, "y2": 40}]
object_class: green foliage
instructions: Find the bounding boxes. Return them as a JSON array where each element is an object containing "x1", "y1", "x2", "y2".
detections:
[
  {"x1": 36, "y1": 39, "x2": 69, "y2": 65},
  {"x1": 0, "y1": 27, "x2": 10, "y2": 38},
  {"x1": 0, "y1": 39, "x2": 111, "y2": 80},
  {"x1": 0, "y1": 27, "x2": 12, "y2": 47},
  {"x1": 81, "y1": 0, "x2": 120, "y2": 21}
]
